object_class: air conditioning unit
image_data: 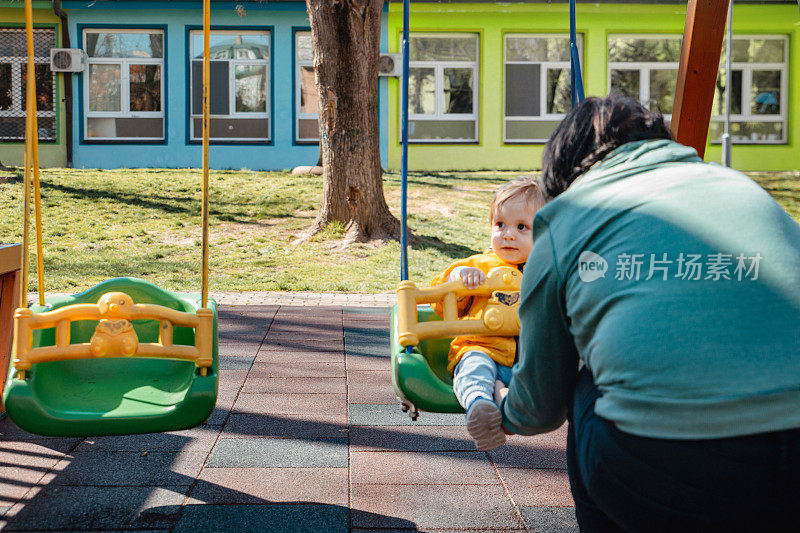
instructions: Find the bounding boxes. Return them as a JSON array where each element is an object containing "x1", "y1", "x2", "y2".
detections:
[
  {"x1": 378, "y1": 53, "x2": 403, "y2": 77},
  {"x1": 50, "y1": 48, "x2": 86, "y2": 73}
]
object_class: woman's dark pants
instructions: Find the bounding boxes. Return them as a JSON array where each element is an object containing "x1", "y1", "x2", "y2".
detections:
[{"x1": 567, "y1": 368, "x2": 798, "y2": 532}]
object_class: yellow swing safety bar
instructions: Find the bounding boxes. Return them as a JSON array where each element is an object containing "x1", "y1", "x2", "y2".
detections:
[
  {"x1": 11, "y1": 0, "x2": 214, "y2": 376},
  {"x1": 395, "y1": 266, "x2": 523, "y2": 348}
]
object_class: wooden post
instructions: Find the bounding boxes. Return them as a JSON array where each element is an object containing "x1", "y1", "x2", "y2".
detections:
[
  {"x1": 0, "y1": 244, "x2": 23, "y2": 409},
  {"x1": 670, "y1": 0, "x2": 730, "y2": 158}
]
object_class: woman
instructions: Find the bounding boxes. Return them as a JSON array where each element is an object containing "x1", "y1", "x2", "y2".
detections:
[{"x1": 499, "y1": 94, "x2": 800, "y2": 532}]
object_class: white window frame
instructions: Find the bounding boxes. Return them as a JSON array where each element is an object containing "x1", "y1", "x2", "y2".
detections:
[
  {"x1": 503, "y1": 33, "x2": 583, "y2": 144},
  {"x1": 83, "y1": 28, "x2": 165, "y2": 141},
  {"x1": 189, "y1": 29, "x2": 270, "y2": 142},
  {"x1": 607, "y1": 34, "x2": 682, "y2": 121},
  {"x1": 405, "y1": 32, "x2": 479, "y2": 143},
  {"x1": 0, "y1": 28, "x2": 56, "y2": 142},
  {"x1": 295, "y1": 30, "x2": 319, "y2": 143},
  {"x1": 710, "y1": 35, "x2": 788, "y2": 145}
]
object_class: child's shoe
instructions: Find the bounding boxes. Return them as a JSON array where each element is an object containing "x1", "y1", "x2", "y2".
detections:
[{"x1": 465, "y1": 398, "x2": 506, "y2": 451}]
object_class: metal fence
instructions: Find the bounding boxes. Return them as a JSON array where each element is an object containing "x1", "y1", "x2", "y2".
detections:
[{"x1": 0, "y1": 27, "x2": 57, "y2": 142}]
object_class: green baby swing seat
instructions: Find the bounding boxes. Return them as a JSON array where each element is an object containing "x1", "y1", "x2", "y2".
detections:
[{"x1": 3, "y1": 277, "x2": 218, "y2": 437}]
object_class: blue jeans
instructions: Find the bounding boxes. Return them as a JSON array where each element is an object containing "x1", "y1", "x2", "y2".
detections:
[
  {"x1": 452, "y1": 350, "x2": 513, "y2": 410},
  {"x1": 568, "y1": 367, "x2": 799, "y2": 532}
]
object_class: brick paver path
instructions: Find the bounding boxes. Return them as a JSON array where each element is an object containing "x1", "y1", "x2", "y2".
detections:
[{"x1": 0, "y1": 299, "x2": 576, "y2": 531}]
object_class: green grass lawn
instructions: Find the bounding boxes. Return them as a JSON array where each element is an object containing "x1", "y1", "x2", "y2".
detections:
[{"x1": 0, "y1": 168, "x2": 797, "y2": 293}]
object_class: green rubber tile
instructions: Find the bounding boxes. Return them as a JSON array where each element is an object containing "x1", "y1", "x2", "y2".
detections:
[
  {"x1": 348, "y1": 404, "x2": 465, "y2": 426},
  {"x1": 240, "y1": 376, "x2": 346, "y2": 395},
  {"x1": 173, "y1": 503, "x2": 349, "y2": 533},
  {"x1": 349, "y1": 425, "x2": 476, "y2": 452},
  {"x1": 75, "y1": 426, "x2": 220, "y2": 453},
  {"x1": 0, "y1": 485, "x2": 188, "y2": 530},
  {"x1": 520, "y1": 506, "x2": 579, "y2": 532},
  {"x1": 218, "y1": 343, "x2": 261, "y2": 357},
  {"x1": 45, "y1": 451, "x2": 206, "y2": 486},
  {"x1": 222, "y1": 412, "x2": 347, "y2": 439},
  {"x1": 219, "y1": 355, "x2": 256, "y2": 370},
  {"x1": 189, "y1": 467, "x2": 348, "y2": 505},
  {"x1": 343, "y1": 307, "x2": 391, "y2": 316},
  {"x1": 351, "y1": 484, "x2": 522, "y2": 530},
  {"x1": 206, "y1": 437, "x2": 348, "y2": 468}
]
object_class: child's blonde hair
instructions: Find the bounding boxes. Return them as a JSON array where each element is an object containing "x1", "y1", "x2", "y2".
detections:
[{"x1": 490, "y1": 176, "x2": 545, "y2": 222}]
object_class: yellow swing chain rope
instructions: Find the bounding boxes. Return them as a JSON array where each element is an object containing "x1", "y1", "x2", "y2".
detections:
[
  {"x1": 22, "y1": 0, "x2": 46, "y2": 309},
  {"x1": 201, "y1": 0, "x2": 211, "y2": 309}
]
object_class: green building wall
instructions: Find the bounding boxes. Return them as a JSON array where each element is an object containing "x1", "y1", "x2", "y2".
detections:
[
  {"x1": 386, "y1": 2, "x2": 800, "y2": 171},
  {"x1": 0, "y1": 3, "x2": 67, "y2": 168}
]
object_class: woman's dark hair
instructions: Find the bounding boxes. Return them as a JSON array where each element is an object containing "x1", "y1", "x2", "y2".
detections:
[{"x1": 540, "y1": 94, "x2": 673, "y2": 200}]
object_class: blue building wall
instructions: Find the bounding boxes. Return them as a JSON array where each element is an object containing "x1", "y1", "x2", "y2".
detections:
[{"x1": 63, "y1": 0, "x2": 388, "y2": 170}]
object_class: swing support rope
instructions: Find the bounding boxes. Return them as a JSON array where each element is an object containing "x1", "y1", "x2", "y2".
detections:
[
  {"x1": 569, "y1": 0, "x2": 585, "y2": 108},
  {"x1": 18, "y1": 0, "x2": 212, "y2": 310},
  {"x1": 21, "y1": 0, "x2": 45, "y2": 309}
]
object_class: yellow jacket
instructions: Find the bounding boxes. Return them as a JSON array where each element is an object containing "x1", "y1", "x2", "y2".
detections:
[{"x1": 431, "y1": 250, "x2": 522, "y2": 374}]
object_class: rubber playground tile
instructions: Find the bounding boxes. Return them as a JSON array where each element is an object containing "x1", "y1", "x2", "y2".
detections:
[
  {"x1": 172, "y1": 503, "x2": 349, "y2": 533},
  {"x1": 233, "y1": 392, "x2": 347, "y2": 417},
  {"x1": 266, "y1": 320, "x2": 343, "y2": 334},
  {"x1": 347, "y1": 371, "x2": 398, "y2": 404},
  {"x1": 217, "y1": 369, "x2": 249, "y2": 390},
  {"x1": 487, "y1": 430, "x2": 568, "y2": 470},
  {"x1": 218, "y1": 342, "x2": 262, "y2": 357},
  {"x1": 248, "y1": 361, "x2": 346, "y2": 379},
  {"x1": 43, "y1": 451, "x2": 206, "y2": 486},
  {"x1": 240, "y1": 376, "x2": 347, "y2": 395},
  {"x1": 344, "y1": 352, "x2": 391, "y2": 371},
  {"x1": 255, "y1": 349, "x2": 344, "y2": 364},
  {"x1": 343, "y1": 306, "x2": 392, "y2": 316},
  {"x1": 219, "y1": 355, "x2": 256, "y2": 370},
  {"x1": 0, "y1": 485, "x2": 189, "y2": 530},
  {"x1": 188, "y1": 467, "x2": 348, "y2": 505},
  {"x1": 259, "y1": 338, "x2": 346, "y2": 353},
  {"x1": 221, "y1": 412, "x2": 348, "y2": 439},
  {"x1": 74, "y1": 426, "x2": 220, "y2": 453},
  {"x1": 350, "y1": 450, "x2": 499, "y2": 485},
  {"x1": 206, "y1": 389, "x2": 240, "y2": 426},
  {"x1": 520, "y1": 506, "x2": 579, "y2": 532},
  {"x1": 497, "y1": 468, "x2": 574, "y2": 508},
  {"x1": 350, "y1": 483, "x2": 523, "y2": 530},
  {"x1": 348, "y1": 404, "x2": 465, "y2": 426},
  {"x1": 349, "y1": 425, "x2": 476, "y2": 453},
  {"x1": 206, "y1": 437, "x2": 348, "y2": 468}
]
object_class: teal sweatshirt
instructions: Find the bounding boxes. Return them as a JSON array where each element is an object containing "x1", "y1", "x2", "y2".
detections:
[{"x1": 501, "y1": 139, "x2": 800, "y2": 439}]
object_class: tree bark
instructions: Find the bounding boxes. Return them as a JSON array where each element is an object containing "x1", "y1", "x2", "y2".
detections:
[{"x1": 302, "y1": 0, "x2": 400, "y2": 244}]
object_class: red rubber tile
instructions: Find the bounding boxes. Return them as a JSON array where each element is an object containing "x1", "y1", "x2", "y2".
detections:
[
  {"x1": 233, "y1": 393, "x2": 347, "y2": 417},
  {"x1": 350, "y1": 450, "x2": 499, "y2": 485},
  {"x1": 497, "y1": 467, "x2": 575, "y2": 507},
  {"x1": 255, "y1": 349, "x2": 344, "y2": 364},
  {"x1": 248, "y1": 361, "x2": 346, "y2": 379},
  {"x1": 487, "y1": 428, "x2": 568, "y2": 469},
  {"x1": 347, "y1": 371, "x2": 398, "y2": 404},
  {"x1": 350, "y1": 483, "x2": 523, "y2": 530}
]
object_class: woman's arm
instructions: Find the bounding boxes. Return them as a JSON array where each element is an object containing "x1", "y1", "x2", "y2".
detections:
[{"x1": 500, "y1": 220, "x2": 579, "y2": 435}]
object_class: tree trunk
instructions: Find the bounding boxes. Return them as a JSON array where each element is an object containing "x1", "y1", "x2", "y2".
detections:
[{"x1": 301, "y1": 0, "x2": 400, "y2": 244}]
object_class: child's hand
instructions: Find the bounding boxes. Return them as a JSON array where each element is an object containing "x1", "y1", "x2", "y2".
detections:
[{"x1": 457, "y1": 267, "x2": 486, "y2": 290}]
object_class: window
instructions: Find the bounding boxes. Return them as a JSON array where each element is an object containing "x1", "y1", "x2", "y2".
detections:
[
  {"x1": 0, "y1": 28, "x2": 56, "y2": 142},
  {"x1": 406, "y1": 33, "x2": 478, "y2": 142},
  {"x1": 608, "y1": 35, "x2": 682, "y2": 119},
  {"x1": 295, "y1": 31, "x2": 319, "y2": 142},
  {"x1": 504, "y1": 34, "x2": 583, "y2": 143},
  {"x1": 190, "y1": 30, "x2": 270, "y2": 142},
  {"x1": 711, "y1": 36, "x2": 787, "y2": 144},
  {"x1": 83, "y1": 29, "x2": 164, "y2": 141}
]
